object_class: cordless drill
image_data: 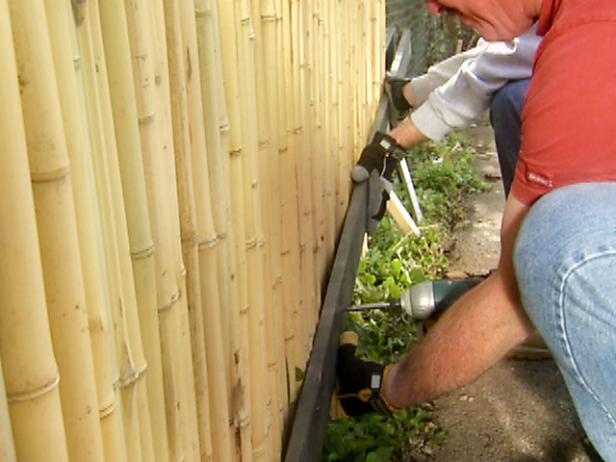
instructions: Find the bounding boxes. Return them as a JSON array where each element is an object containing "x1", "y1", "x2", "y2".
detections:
[{"x1": 346, "y1": 277, "x2": 484, "y2": 320}]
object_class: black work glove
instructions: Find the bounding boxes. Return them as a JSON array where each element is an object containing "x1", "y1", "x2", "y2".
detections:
[
  {"x1": 336, "y1": 331, "x2": 397, "y2": 417},
  {"x1": 385, "y1": 73, "x2": 412, "y2": 125},
  {"x1": 351, "y1": 132, "x2": 406, "y2": 222},
  {"x1": 351, "y1": 132, "x2": 403, "y2": 183}
]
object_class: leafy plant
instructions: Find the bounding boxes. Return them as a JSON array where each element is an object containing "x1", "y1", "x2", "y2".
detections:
[
  {"x1": 324, "y1": 408, "x2": 445, "y2": 462},
  {"x1": 408, "y1": 135, "x2": 490, "y2": 230}
]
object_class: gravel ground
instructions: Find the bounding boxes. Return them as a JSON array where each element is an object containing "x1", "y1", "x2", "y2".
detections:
[{"x1": 423, "y1": 122, "x2": 601, "y2": 462}]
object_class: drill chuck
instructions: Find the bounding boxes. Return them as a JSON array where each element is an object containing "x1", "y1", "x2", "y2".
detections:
[
  {"x1": 344, "y1": 277, "x2": 484, "y2": 319},
  {"x1": 400, "y1": 281, "x2": 436, "y2": 319},
  {"x1": 400, "y1": 278, "x2": 484, "y2": 319}
]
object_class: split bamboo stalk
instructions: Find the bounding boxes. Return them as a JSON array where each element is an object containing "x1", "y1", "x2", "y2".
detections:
[
  {"x1": 155, "y1": 0, "x2": 203, "y2": 454},
  {"x1": 0, "y1": 6, "x2": 68, "y2": 459},
  {"x1": 290, "y1": 0, "x2": 316, "y2": 368},
  {"x1": 96, "y1": 1, "x2": 174, "y2": 460},
  {"x1": 74, "y1": 2, "x2": 157, "y2": 460},
  {"x1": 361, "y1": 1, "x2": 370, "y2": 146},
  {"x1": 87, "y1": 2, "x2": 160, "y2": 459},
  {"x1": 311, "y1": 0, "x2": 334, "y2": 288},
  {"x1": 322, "y1": 0, "x2": 338, "y2": 261},
  {"x1": 234, "y1": 1, "x2": 276, "y2": 459},
  {"x1": 271, "y1": 2, "x2": 296, "y2": 423},
  {"x1": 371, "y1": 0, "x2": 381, "y2": 118},
  {"x1": 121, "y1": 0, "x2": 187, "y2": 458},
  {"x1": 336, "y1": 0, "x2": 347, "y2": 234},
  {"x1": 217, "y1": 1, "x2": 261, "y2": 460},
  {"x1": 307, "y1": 0, "x2": 328, "y2": 297},
  {"x1": 8, "y1": 1, "x2": 106, "y2": 460},
  {"x1": 164, "y1": 6, "x2": 212, "y2": 460},
  {"x1": 0, "y1": 360, "x2": 16, "y2": 462},
  {"x1": 361, "y1": 0, "x2": 369, "y2": 140},
  {"x1": 161, "y1": 0, "x2": 213, "y2": 460},
  {"x1": 216, "y1": 1, "x2": 273, "y2": 459},
  {"x1": 48, "y1": 2, "x2": 128, "y2": 460},
  {"x1": 72, "y1": 11, "x2": 134, "y2": 462},
  {"x1": 194, "y1": 0, "x2": 234, "y2": 418},
  {"x1": 338, "y1": 0, "x2": 354, "y2": 222},
  {"x1": 335, "y1": 0, "x2": 346, "y2": 228},
  {"x1": 314, "y1": 0, "x2": 327, "y2": 303},
  {"x1": 250, "y1": 0, "x2": 287, "y2": 455},
  {"x1": 178, "y1": 2, "x2": 241, "y2": 461},
  {"x1": 303, "y1": 0, "x2": 325, "y2": 326},
  {"x1": 149, "y1": 1, "x2": 209, "y2": 454},
  {"x1": 329, "y1": 0, "x2": 340, "y2": 256},
  {"x1": 125, "y1": 1, "x2": 205, "y2": 458},
  {"x1": 278, "y1": 0, "x2": 304, "y2": 408},
  {"x1": 256, "y1": 0, "x2": 290, "y2": 433},
  {"x1": 375, "y1": 0, "x2": 385, "y2": 115},
  {"x1": 195, "y1": 2, "x2": 250, "y2": 458}
]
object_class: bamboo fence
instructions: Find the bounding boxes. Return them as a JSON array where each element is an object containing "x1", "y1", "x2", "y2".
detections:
[{"x1": 0, "y1": 0, "x2": 384, "y2": 460}]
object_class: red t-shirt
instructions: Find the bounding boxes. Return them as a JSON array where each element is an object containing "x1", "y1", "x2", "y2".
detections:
[{"x1": 511, "y1": 0, "x2": 616, "y2": 205}]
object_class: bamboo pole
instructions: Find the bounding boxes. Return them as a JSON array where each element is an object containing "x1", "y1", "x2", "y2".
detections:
[
  {"x1": 0, "y1": 5, "x2": 68, "y2": 459},
  {"x1": 0, "y1": 360, "x2": 16, "y2": 462},
  {"x1": 334, "y1": 0, "x2": 344, "y2": 230},
  {"x1": 278, "y1": 0, "x2": 304, "y2": 409},
  {"x1": 48, "y1": 3, "x2": 128, "y2": 460},
  {"x1": 146, "y1": 1, "x2": 205, "y2": 458},
  {"x1": 273, "y1": 0, "x2": 291, "y2": 422},
  {"x1": 307, "y1": 0, "x2": 325, "y2": 326},
  {"x1": 234, "y1": 1, "x2": 275, "y2": 458},
  {"x1": 326, "y1": 0, "x2": 342, "y2": 245},
  {"x1": 8, "y1": 0, "x2": 106, "y2": 460},
  {"x1": 74, "y1": 1, "x2": 158, "y2": 460},
  {"x1": 194, "y1": 2, "x2": 249, "y2": 458},
  {"x1": 123, "y1": 1, "x2": 193, "y2": 458},
  {"x1": 178, "y1": 1, "x2": 241, "y2": 461},
  {"x1": 83, "y1": 3, "x2": 150, "y2": 460},
  {"x1": 96, "y1": 1, "x2": 174, "y2": 460},
  {"x1": 338, "y1": 0, "x2": 354, "y2": 223},
  {"x1": 324, "y1": 0, "x2": 335, "y2": 265},
  {"x1": 162, "y1": 0, "x2": 214, "y2": 460},
  {"x1": 293, "y1": 0, "x2": 315, "y2": 377},
  {"x1": 164, "y1": 5, "x2": 211, "y2": 459},
  {"x1": 194, "y1": 0, "x2": 233, "y2": 413},
  {"x1": 311, "y1": 0, "x2": 331, "y2": 288},
  {"x1": 216, "y1": 1, "x2": 258, "y2": 460},
  {"x1": 251, "y1": 0, "x2": 287, "y2": 456},
  {"x1": 154, "y1": 1, "x2": 203, "y2": 456}
]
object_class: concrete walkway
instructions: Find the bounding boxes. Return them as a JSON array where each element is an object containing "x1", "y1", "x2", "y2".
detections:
[{"x1": 425, "y1": 122, "x2": 601, "y2": 462}]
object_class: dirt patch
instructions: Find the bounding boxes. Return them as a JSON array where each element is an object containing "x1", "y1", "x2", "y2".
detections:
[{"x1": 425, "y1": 122, "x2": 600, "y2": 462}]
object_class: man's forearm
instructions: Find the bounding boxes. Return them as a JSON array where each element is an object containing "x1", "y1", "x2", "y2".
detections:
[
  {"x1": 389, "y1": 118, "x2": 428, "y2": 150},
  {"x1": 382, "y1": 195, "x2": 534, "y2": 409},
  {"x1": 382, "y1": 271, "x2": 534, "y2": 408}
]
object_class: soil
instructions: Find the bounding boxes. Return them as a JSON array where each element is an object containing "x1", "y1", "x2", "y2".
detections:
[{"x1": 421, "y1": 122, "x2": 602, "y2": 462}]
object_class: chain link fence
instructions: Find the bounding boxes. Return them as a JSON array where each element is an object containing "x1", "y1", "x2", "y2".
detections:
[{"x1": 386, "y1": 0, "x2": 477, "y2": 76}]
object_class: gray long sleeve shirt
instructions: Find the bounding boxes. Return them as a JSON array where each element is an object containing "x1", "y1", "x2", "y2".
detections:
[{"x1": 410, "y1": 26, "x2": 542, "y2": 141}]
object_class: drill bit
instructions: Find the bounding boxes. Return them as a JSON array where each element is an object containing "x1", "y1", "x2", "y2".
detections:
[{"x1": 344, "y1": 300, "x2": 402, "y2": 312}]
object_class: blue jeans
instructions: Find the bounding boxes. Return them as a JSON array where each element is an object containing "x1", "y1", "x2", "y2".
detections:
[
  {"x1": 514, "y1": 183, "x2": 616, "y2": 461},
  {"x1": 490, "y1": 79, "x2": 530, "y2": 197}
]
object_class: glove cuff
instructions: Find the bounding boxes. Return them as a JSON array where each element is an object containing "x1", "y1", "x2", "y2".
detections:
[
  {"x1": 372, "y1": 131, "x2": 406, "y2": 160},
  {"x1": 336, "y1": 333, "x2": 399, "y2": 417},
  {"x1": 376, "y1": 365, "x2": 398, "y2": 413}
]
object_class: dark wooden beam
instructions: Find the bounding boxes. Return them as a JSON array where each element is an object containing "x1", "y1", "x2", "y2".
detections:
[{"x1": 283, "y1": 181, "x2": 368, "y2": 462}]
